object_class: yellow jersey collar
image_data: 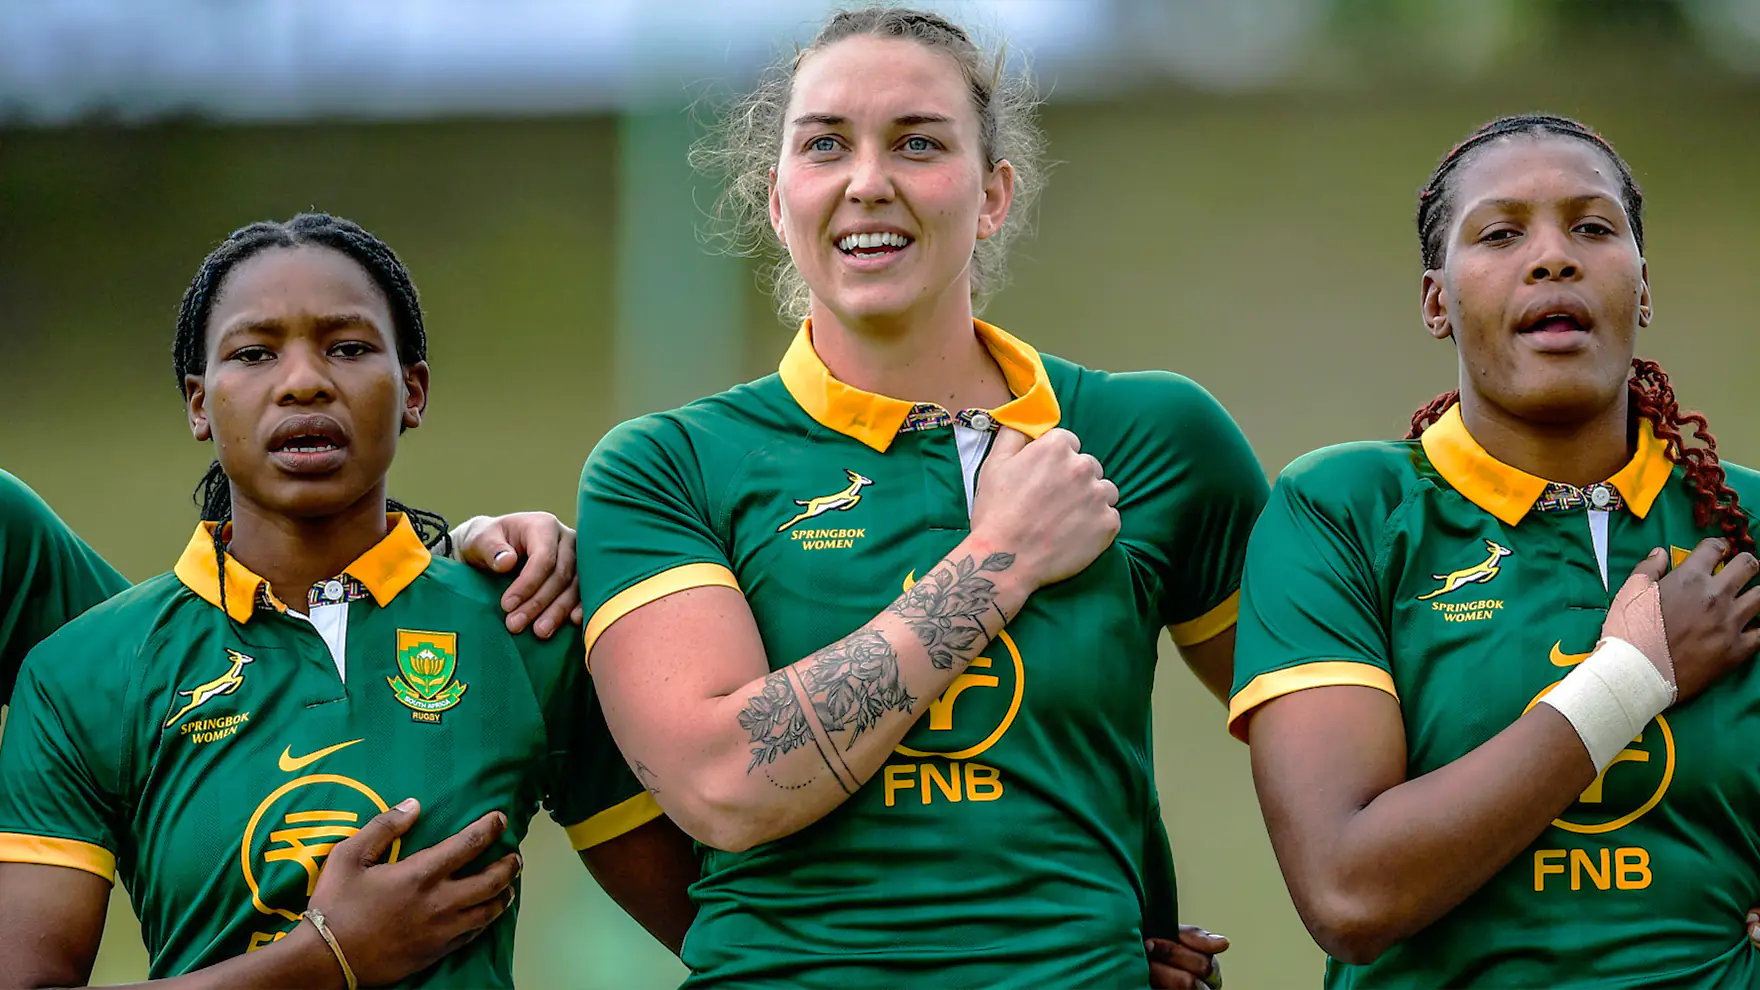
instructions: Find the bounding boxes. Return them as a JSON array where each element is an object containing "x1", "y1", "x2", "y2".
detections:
[
  {"x1": 175, "y1": 513, "x2": 432, "y2": 623},
  {"x1": 1421, "y1": 404, "x2": 1672, "y2": 525},
  {"x1": 778, "y1": 319, "x2": 1062, "y2": 452}
]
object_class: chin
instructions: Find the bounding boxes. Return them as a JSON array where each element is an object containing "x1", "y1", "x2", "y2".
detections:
[
  {"x1": 256, "y1": 476, "x2": 378, "y2": 521},
  {"x1": 1498, "y1": 369, "x2": 1627, "y2": 426}
]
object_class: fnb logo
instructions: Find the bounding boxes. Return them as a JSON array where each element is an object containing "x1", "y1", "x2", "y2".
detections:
[{"x1": 886, "y1": 571, "x2": 1026, "y2": 807}]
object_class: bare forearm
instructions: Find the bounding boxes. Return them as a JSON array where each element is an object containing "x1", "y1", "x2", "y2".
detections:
[
  {"x1": 648, "y1": 538, "x2": 1027, "y2": 850},
  {"x1": 1274, "y1": 706, "x2": 1595, "y2": 961},
  {"x1": 11, "y1": 925, "x2": 345, "y2": 990}
]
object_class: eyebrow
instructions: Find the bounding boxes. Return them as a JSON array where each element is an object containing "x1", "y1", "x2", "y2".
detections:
[
  {"x1": 215, "y1": 312, "x2": 385, "y2": 344},
  {"x1": 789, "y1": 112, "x2": 955, "y2": 128},
  {"x1": 1467, "y1": 193, "x2": 1622, "y2": 214}
]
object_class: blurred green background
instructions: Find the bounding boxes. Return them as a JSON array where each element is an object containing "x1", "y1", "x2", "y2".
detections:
[{"x1": 4, "y1": 3, "x2": 1760, "y2": 988}]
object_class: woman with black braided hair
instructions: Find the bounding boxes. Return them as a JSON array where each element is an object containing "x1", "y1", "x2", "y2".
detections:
[
  {"x1": 1229, "y1": 114, "x2": 1760, "y2": 987},
  {"x1": 0, "y1": 213, "x2": 695, "y2": 987}
]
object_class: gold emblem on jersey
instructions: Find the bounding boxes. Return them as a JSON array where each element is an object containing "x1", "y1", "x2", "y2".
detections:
[
  {"x1": 1525, "y1": 645, "x2": 1675, "y2": 837},
  {"x1": 388, "y1": 630, "x2": 466, "y2": 723},
  {"x1": 243, "y1": 741, "x2": 393, "y2": 950},
  {"x1": 778, "y1": 469, "x2": 873, "y2": 533},
  {"x1": 164, "y1": 648, "x2": 255, "y2": 729},
  {"x1": 1417, "y1": 539, "x2": 1513, "y2": 601},
  {"x1": 885, "y1": 571, "x2": 1023, "y2": 810}
]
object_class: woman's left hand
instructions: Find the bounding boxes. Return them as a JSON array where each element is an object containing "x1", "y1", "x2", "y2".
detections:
[
  {"x1": 1147, "y1": 926, "x2": 1228, "y2": 989},
  {"x1": 454, "y1": 512, "x2": 583, "y2": 638}
]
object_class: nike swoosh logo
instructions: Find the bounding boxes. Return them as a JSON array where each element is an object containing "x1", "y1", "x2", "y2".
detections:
[
  {"x1": 279, "y1": 738, "x2": 365, "y2": 773},
  {"x1": 1549, "y1": 641, "x2": 1593, "y2": 667}
]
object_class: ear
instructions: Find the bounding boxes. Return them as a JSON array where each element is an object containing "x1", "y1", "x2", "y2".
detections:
[
  {"x1": 402, "y1": 360, "x2": 430, "y2": 430},
  {"x1": 976, "y1": 159, "x2": 1015, "y2": 241},
  {"x1": 768, "y1": 168, "x2": 786, "y2": 247},
  {"x1": 1420, "y1": 269, "x2": 1453, "y2": 340},
  {"x1": 185, "y1": 374, "x2": 212, "y2": 442},
  {"x1": 1636, "y1": 259, "x2": 1653, "y2": 328}
]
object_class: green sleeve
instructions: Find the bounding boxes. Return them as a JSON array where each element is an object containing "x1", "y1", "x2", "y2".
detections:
[
  {"x1": 577, "y1": 416, "x2": 739, "y2": 659},
  {"x1": 0, "y1": 631, "x2": 130, "y2": 882},
  {"x1": 1106, "y1": 374, "x2": 1270, "y2": 644},
  {"x1": 0, "y1": 470, "x2": 130, "y2": 705},
  {"x1": 519, "y1": 629, "x2": 661, "y2": 851},
  {"x1": 1227, "y1": 445, "x2": 1400, "y2": 741}
]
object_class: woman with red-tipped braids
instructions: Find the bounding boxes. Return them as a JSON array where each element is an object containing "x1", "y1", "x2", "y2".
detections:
[{"x1": 1229, "y1": 114, "x2": 1760, "y2": 988}]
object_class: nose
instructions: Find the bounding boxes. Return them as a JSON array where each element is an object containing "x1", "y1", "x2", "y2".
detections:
[
  {"x1": 276, "y1": 340, "x2": 334, "y2": 405},
  {"x1": 845, "y1": 144, "x2": 894, "y2": 205},
  {"x1": 1525, "y1": 226, "x2": 1582, "y2": 283}
]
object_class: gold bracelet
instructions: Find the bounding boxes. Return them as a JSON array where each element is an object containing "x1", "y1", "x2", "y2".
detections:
[{"x1": 302, "y1": 908, "x2": 358, "y2": 990}]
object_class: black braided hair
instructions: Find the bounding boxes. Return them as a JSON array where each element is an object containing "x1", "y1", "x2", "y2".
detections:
[
  {"x1": 173, "y1": 213, "x2": 453, "y2": 616},
  {"x1": 1415, "y1": 113, "x2": 1645, "y2": 271}
]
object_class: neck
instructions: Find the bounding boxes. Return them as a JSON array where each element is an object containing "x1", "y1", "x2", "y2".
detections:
[
  {"x1": 808, "y1": 289, "x2": 1012, "y2": 411},
  {"x1": 1458, "y1": 390, "x2": 1633, "y2": 488},
  {"x1": 226, "y1": 484, "x2": 391, "y2": 613}
]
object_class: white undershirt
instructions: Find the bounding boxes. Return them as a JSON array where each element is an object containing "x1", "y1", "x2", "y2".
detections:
[
  {"x1": 954, "y1": 425, "x2": 992, "y2": 516},
  {"x1": 1588, "y1": 508, "x2": 1612, "y2": 591},
  {"x1": 282, "y1": 581, "x2": 352, "y2": 682}
]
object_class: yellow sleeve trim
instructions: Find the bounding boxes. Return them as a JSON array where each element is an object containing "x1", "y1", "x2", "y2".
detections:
[
  {"x1": 583, "y1": 562, "x2": 740, "y2": 659},
  {"x1": 1226, "y1": 661, "x2": 1398, "y2": 742},
  {"x1": 564, "y1": 791, "x2": 664, "y2": 850},
  {"x1": 1168, "y1": 590, "x2": 1240, "y2": 647},
  {"x1": 0, "y1": 832, "x2": 116, "y2": 882}
]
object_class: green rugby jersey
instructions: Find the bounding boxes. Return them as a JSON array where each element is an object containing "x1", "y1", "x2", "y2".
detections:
[
  {"x1": 579, "y1": 320, "x2": 1268, "y2": 988},
  {"x1": 0, "y1": 514, "x2": 659, "y2": 986},
  {"x1": 0, "y1": 468, "x2": 129, "y2": 707},
  {"x1": 1230, "y1": 405, "x2": 1760, "y2": 989}
]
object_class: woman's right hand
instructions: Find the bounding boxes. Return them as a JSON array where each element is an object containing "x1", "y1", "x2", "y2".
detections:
[
  {"x1": 1605, "y1": 538, "x2": 1760, "y2": 704},
  {"x1": 305, "y1": 799, "x2": 522, "y2": 987},
  {"x1": 972, "y1": 427, "x2": 1120, "y2": 590}
]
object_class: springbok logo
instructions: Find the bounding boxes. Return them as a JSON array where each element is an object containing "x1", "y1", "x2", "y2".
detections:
[
  {"x1": 1417, "y1": 539, "x2": 1513, "y2": 601},
  {"x1": 777, "y1": 469, "x2": 874, "y2": 532},
  {"x1": 164, "y1": 648, "x2": 255, "y2": 728}
]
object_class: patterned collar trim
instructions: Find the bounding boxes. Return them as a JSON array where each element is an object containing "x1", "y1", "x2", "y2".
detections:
[
  {"x1": 175, "y1": 513, "x2": 432, "y2": 623},
  {"x1": 778, "y1": 319, "x2": 1061, "y2": 452},
  {"x1": 1421, "y1": 404, "x2": 1672, "y2": 525}
]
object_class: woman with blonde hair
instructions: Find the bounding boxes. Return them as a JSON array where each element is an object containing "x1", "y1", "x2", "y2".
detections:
[{"x1": 578, "y1": 7, "x2": 1262, "y2": 987}]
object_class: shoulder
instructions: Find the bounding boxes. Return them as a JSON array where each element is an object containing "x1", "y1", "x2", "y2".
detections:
[
  {"x1": 1718, "y1": 459, "x2": 1760, "y2": 521},
  {"x1": 20, "y1": 572, "x2": 187, "y2": 683},
  {"x1": 590, "y1": 376, "x2": 798, "y2": 459},
  {"x1": 1044, "y1": 356, "x2": 1235, "y2": 425},
  {"x1": 1276, "y1": 440, "x2": 1422, "y2": 502},
  {"x1": 411, "y1": 558, "x2": 580, "y2": 674},
  {"x1": 413, "y1": 556, "x2": 510, "y2": 610},
  {"x1": 0, "y1": 468, "x2": 73, "y2": 544}
]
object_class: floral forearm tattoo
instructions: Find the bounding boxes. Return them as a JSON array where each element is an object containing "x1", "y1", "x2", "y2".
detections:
[
  {"x1": 735, "y1": 551, "x2": 1015, "y2": 791},
  {"x1": 887, "y1": 552, "x2": 1015, "y2": 668}
]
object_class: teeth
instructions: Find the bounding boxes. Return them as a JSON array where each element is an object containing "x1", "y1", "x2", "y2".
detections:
[{"x1": 837, "y1": 231, "x2": 911, "y2": 252}]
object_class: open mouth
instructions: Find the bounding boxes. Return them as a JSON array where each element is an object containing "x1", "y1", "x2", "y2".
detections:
[
  {"x1": 267, "y1": 416, "x2": 350, "y2": 472},
  {"x1": 274, "y1": 435, "x2": 341, "y2": 454},
  {"x1": 836, "y1": 231, "x2": 914, "y2": 259},
  {"x1": 1519, "y1": 314, "x2": 1589, "y2": 335}
]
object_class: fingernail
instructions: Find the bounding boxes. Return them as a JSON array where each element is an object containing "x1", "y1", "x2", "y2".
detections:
[
  {"x1": 1206, "y1": 931, "x2": 1227, "y2": 941},
  {"x1": 502, "y1": 594, "x2": 519, "y2": 610},
  {"x1": 515, "y1": 855, "x2": 525, "y2": 876},
  {"x1": 397, "y1": 797, "x2": 418, "y2": 813},
  {"x1": 496, "y1": 811, "x2": 508, "y2": 828},
  {"x1": 536, "y1": 619, "x2": 554, "y2": 637},
  {"x1": 495, "y1": 550, "x2": 515, "y2": 564}
]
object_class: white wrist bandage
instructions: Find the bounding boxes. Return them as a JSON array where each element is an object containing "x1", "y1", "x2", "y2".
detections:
[{"x1": 1538, "y1": 636, "x2": 1674, "y2": 773}]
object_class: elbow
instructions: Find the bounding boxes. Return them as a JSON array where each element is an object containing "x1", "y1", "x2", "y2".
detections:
[
  {"x1": 1299, "y1": 888, "x2": 1403, "y2": 966},
  {"x1": 664, "y1": 774, "x2": 796, "y2": 853}
]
